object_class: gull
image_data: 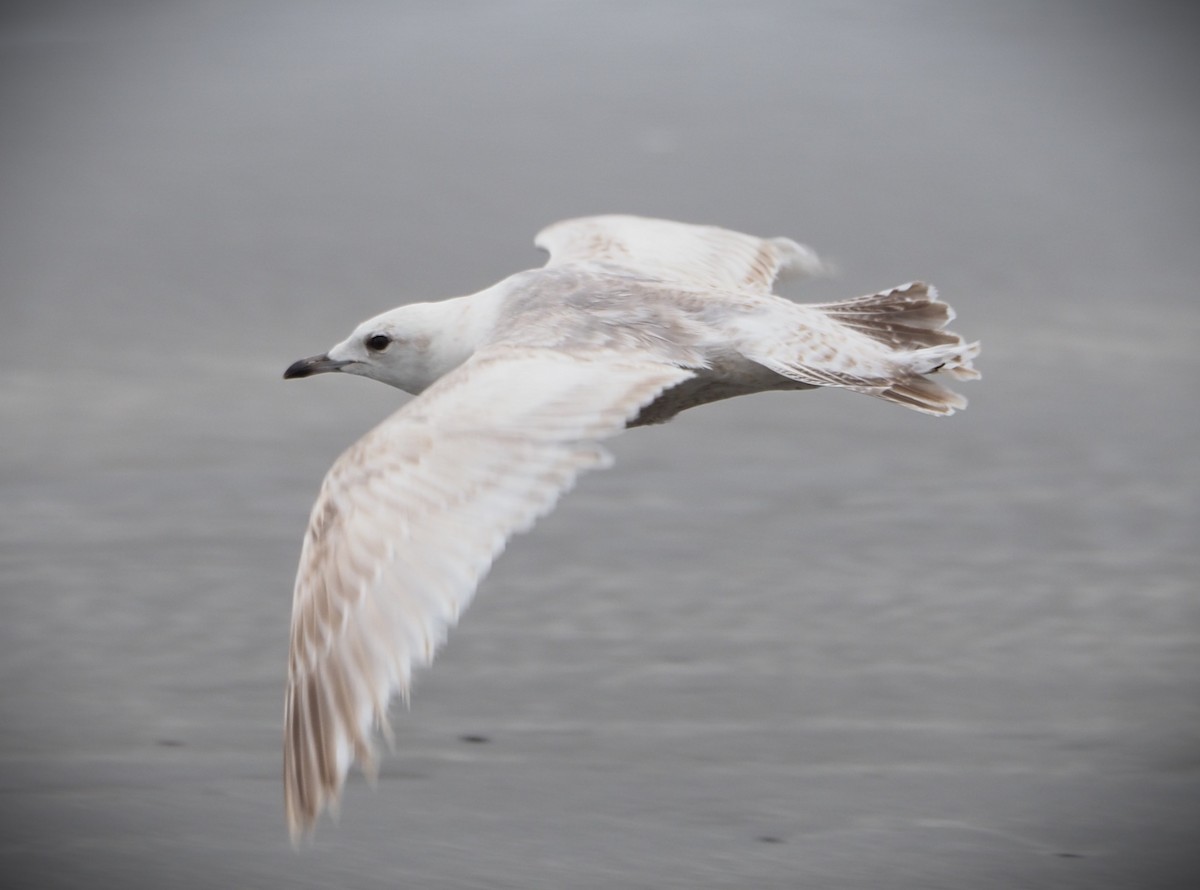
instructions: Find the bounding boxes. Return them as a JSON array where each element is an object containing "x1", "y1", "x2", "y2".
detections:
[{"x1": 280, "y1": 214, "x2": 979, "y2": 842}]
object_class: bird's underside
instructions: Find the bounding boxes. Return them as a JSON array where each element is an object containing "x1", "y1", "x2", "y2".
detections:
[
  {"x1": 627, "y1": 359, "x2": 819, "y2": 427},
  {"x1": 280, "y1": 214, "x2": 980, "y2": 842}
]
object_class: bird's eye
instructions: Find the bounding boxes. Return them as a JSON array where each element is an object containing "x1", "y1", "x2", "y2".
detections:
[{"x1": 365, "y1": 334, "x2": 391, "y2": 352}]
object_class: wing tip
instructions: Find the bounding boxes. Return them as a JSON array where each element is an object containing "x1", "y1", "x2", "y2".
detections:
[{"x1": 770, "y1": 236, "x2": 833, "y2": 280}]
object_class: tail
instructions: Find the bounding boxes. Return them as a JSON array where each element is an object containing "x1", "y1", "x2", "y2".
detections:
[
  {"x1": 817, "y1": 282, "x2": 979, "y2": 415},
  {"x1": 747, "y1": 282, "x2": 979, "y2": 415}
]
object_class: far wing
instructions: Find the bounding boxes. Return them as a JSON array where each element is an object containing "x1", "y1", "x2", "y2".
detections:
[
  {"x1": 283, "y1": 347, "x2": 693, "y2": 842},
  {"x1": 534, "y1": 214, "x2": 826, "y2": 294}
]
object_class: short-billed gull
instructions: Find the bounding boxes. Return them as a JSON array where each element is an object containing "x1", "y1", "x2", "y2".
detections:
[{"x1": 280, "y1": 215, "x2": 979, "y2": 841}]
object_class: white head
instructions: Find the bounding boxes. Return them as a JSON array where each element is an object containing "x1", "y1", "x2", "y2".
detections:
[{"x1": 283, "y1": 299, "x2": 481, "y2": 394}]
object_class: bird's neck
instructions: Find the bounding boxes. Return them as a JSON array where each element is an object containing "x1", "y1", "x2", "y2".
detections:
[{"x1": 412, "y1": 286, "x2": 507, "y2": 391}]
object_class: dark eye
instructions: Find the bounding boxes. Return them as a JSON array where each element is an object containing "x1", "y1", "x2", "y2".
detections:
[{"x1": 365, "y1": 334, "x2": 391, "y2": 352}]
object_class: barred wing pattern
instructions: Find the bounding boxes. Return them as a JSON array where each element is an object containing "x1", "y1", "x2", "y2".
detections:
[{"x1": 284, "y1": 347, "x2": 693, "y2": 841}]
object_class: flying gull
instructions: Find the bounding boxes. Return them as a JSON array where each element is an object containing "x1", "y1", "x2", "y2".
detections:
[{"x1": 280, "y1": 214, "x2": 979, "y2": 841}]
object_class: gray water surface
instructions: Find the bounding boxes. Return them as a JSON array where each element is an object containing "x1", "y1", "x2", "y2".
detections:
[{"x1": 2, "y1": 2, "x2": 1198, "y2": 888}]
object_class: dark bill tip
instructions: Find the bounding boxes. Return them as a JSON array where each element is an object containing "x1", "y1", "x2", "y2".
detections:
[{"x1": 283, "y1": 354, "x2": 350, "y2": 380}]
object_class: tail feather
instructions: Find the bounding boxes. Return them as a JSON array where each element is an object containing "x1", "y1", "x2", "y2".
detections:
[
  {"x1": 754, "y1": 281, "x2": 979, "y2": 416},
  {"x1": 876, "y1": 375, "x2": 969, "y2": 416},
  {"x1": 825, "y1": 282, "x2": 980, "y2": 415},
  {"x1": 908, "y1": 338, "x2": 982, "y2": 381},
  {"x1": 818, "y1": 282, "x2": 960, "y2": 350}
]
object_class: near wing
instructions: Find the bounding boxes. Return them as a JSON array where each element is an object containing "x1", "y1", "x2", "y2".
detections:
[
  {"x1": 283, "y1": 347, "x2": 693, "y2": 842},
  {"x1": 534, "y1": 214, "x2": 826, "y2": 294}
]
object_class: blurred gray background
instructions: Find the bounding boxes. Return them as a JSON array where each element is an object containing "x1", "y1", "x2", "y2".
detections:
[{"x1": 2, "y1": 2, "x2": 1197, "y2": 888}]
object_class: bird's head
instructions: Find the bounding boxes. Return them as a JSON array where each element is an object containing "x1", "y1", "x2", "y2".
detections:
[{"x1": 283, "y1": 301, "x2": 470, "y2": 395}]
